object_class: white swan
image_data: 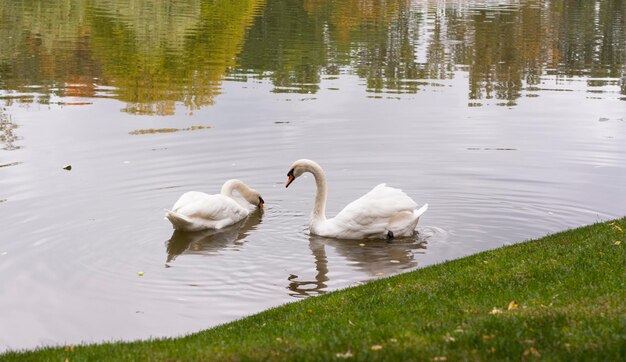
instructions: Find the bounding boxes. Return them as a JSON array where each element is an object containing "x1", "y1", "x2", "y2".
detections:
[
  {"x1": 165, "y1": 179, "x2": 264, "y2": 232},
  {"x1": 285, "y1": 159, "x2": 428, "y2": 239}
]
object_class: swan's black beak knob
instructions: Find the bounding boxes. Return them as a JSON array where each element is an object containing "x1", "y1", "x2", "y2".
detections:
[
  {"x1": 258, "y1": 197, "x2": 265, "y2": 209},
  {"x1": 285, "y1": 169, "x2": 295, "y2": 188}
]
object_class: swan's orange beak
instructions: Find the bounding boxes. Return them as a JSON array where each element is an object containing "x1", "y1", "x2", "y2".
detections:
[{"x1": 285, "y1": 174, "x2": 295, "y2": 188}]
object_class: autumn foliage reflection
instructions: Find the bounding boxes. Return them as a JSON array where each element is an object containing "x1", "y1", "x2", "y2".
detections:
[{"x1": 0, "y1": 0, "x2": 623, "y2": 113}]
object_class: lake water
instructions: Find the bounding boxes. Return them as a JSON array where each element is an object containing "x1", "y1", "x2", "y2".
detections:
[{"x1": 0, "y1": 0, "x2": 624, "y2": 352}]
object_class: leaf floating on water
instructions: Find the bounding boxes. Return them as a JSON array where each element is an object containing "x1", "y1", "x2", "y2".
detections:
[
  {"x1": 370, "y1": 344, "x2": 383, "y2": 351},
  {"x1": 508, "y1": 300, "x2": 519, "y2": 310},
  {"x1": 0, "y1": 161, "x2": 22, "y2": 168},
  {"x1": 63, "y1": 165, "x2": 72, "y2": 171},
  {"x1": 137, "y1": 271, "x2": 144, "y2": 276}
]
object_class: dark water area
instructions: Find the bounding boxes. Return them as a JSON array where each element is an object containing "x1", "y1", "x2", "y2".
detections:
[{"x1": 0, "y1": 0, "x2": 624, "y2": 352}]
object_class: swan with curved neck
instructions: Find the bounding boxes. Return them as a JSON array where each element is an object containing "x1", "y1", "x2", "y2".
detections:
[
  {"x1": 285, "y1": 159, "x2": 428, "y2": 239},
  {"x1": 165, "y1": 179, "x2": 264, "y2": 232}
]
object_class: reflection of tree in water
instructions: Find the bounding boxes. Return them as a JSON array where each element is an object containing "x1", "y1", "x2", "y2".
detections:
[
  {"x1": 89, "y1": 0, "x2": 265, "y2": 115},
  {"x1": 288, "y1": 235, "x2": 427, "y2": 298},
  {"x1": 0, "y1": 111, "x2": 20, "y2": 151},
  {"x1": 0, "y1": 0, "x2": 624, "y2": 109},
  {"x1": 241, "y1": 0, "x2": 625, "y2": 102},
  {"x1": 165, "y1": 211, "x2": 263, "y2": 264},
  {"x1": 0, "y1": 0, "x2": 264, "y2": 115}
]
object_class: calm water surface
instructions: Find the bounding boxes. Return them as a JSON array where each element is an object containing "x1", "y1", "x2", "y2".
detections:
[{"x1": 1, "y1": 0, "x2": 625, "y2": 351}]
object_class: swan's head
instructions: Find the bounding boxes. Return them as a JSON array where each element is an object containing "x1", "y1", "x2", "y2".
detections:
[
  {"x1": 285, "y1": 159, "x2": 319, "y2": 188},
  {"x1": 243, "y1": 188, "x2": 265, "y2": 209}
]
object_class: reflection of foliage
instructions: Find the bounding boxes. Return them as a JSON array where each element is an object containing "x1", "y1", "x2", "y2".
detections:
[
  {"x1": 89, "y1": 0, "x2": 265, "y2": 115},
  {"x1": 0, "y1": 111, "x2": 20, "y2": 150},
  {"x1": 0, "y1": 0, "x2": 264, "y2": 115},
  {"x1": 242, "y1": 0, "x2": 625, "y2": 101},
  {"x1": 0, "y1": 0, "x2": 624, "y2": 110},
  {"x1": 237, "y1": 0, "x2": 329, "y2": 94},
  {"x1": 0, "y1": 0, "x2": 97, "y2": 97}
]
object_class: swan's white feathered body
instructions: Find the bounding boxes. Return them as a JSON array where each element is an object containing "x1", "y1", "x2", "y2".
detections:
[
  {"x1": 313, "y1": 183, "x2": 428, "y2": 239},
  {"x1": 165, "y1": 180, "x2": 263, "y2": 232},
  {"x1": 286, "y1": 159, "x2": 428, "y2": 239}
]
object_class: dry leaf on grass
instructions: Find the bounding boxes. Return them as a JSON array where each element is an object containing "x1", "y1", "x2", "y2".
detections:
[
  {"x1": 489, "y1": 307, "x2": 503, "y2": 315},
  {"x1": 336, "y1": 351, "x2": 353, "y2": 358}
]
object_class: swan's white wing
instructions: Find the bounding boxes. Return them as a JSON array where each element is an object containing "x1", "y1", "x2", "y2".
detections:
[
  {"x1": 172, "y1": 191, "x2": 208, "y2": 212},
  {"x1": 331, "y1": 184, "x2": 418, "y2": 236},
  {"x1": 173, "y1": 193, "x2": 247, "y2": 222}
]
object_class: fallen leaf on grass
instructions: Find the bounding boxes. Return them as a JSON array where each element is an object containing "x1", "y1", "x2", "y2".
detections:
[
  {"x1": 483, "y1": 334, "x2": 496, "y2": 340},
  {"x1": 371, "y1": 345, "x2": 383, "y2": 351},
  {"x1": 443, "y1": 333, "x2": 455, "y2": 342},
  {"x1": 432, "y1": 357, "x2": 447, "y2": 361},
  {"x1": 489, "y1": 308, "x2": 503, "y2": 315},
  {"x1": 614, "y1": 240, "x2": 621, "y2": 245},
  {"x1": 608, "y1": 222, "x2": 624, "y2": 233},
  {"x1": 336, "y1": 351, "x2": 353, "y2": 358},
  {"x1": 508, "y1": 300, "x2": 519, "y2": 310},
  {"x1": 523, "y1": 347, "x2": 541, "y2": 357}
]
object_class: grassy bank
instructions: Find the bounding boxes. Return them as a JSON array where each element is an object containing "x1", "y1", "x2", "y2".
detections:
[{"x1": 5, "y1": 218, "x2": 625, "y2": 361}]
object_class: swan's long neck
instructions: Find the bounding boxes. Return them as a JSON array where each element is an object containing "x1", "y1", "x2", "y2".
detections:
[
  {"x1": 220, "y1": 179, "x2": 245, "y2": 198},
  {"x1": 305, "y1": 161, "x2": 328, "y2": 222}
]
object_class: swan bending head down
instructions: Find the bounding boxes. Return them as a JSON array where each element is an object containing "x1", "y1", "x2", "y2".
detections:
[
  {"x1": 285, "y1": 159, "x2": 428, "y2": 239},
  {"x1": 221, "y1": 179, "x2": 265, "y2": 209},
  {"x1": 165, "y1": 179, "x2": 264, "y2": 232}
]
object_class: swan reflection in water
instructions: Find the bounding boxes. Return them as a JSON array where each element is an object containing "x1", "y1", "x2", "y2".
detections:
[
  {"x1": 165, "y1": 210, "x2": 263, "y2": 264},
  {"x1": 288, "y1": 233, "x2": 428, "y2": 298}
]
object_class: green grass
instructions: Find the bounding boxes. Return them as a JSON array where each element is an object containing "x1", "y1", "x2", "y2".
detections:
[{"x1": 5, "y1": 218, "x2": 626, "y2": 361}]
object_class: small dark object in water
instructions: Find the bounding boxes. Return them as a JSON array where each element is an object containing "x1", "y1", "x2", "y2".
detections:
[
  {"x1": 63, "y1": 165, "x2": 72, "y2": 171},
  {"x1": 387, "y1": 230, "x2": 394, "y2": 239}
]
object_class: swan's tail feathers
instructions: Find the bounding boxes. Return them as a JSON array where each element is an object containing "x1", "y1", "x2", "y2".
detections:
[
  {"x1": 414, "y1": 203, "x2": 429, "y2": 218},
  {"x1": 165, "y1": 210, "x2": 195, "y2": 231}
]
